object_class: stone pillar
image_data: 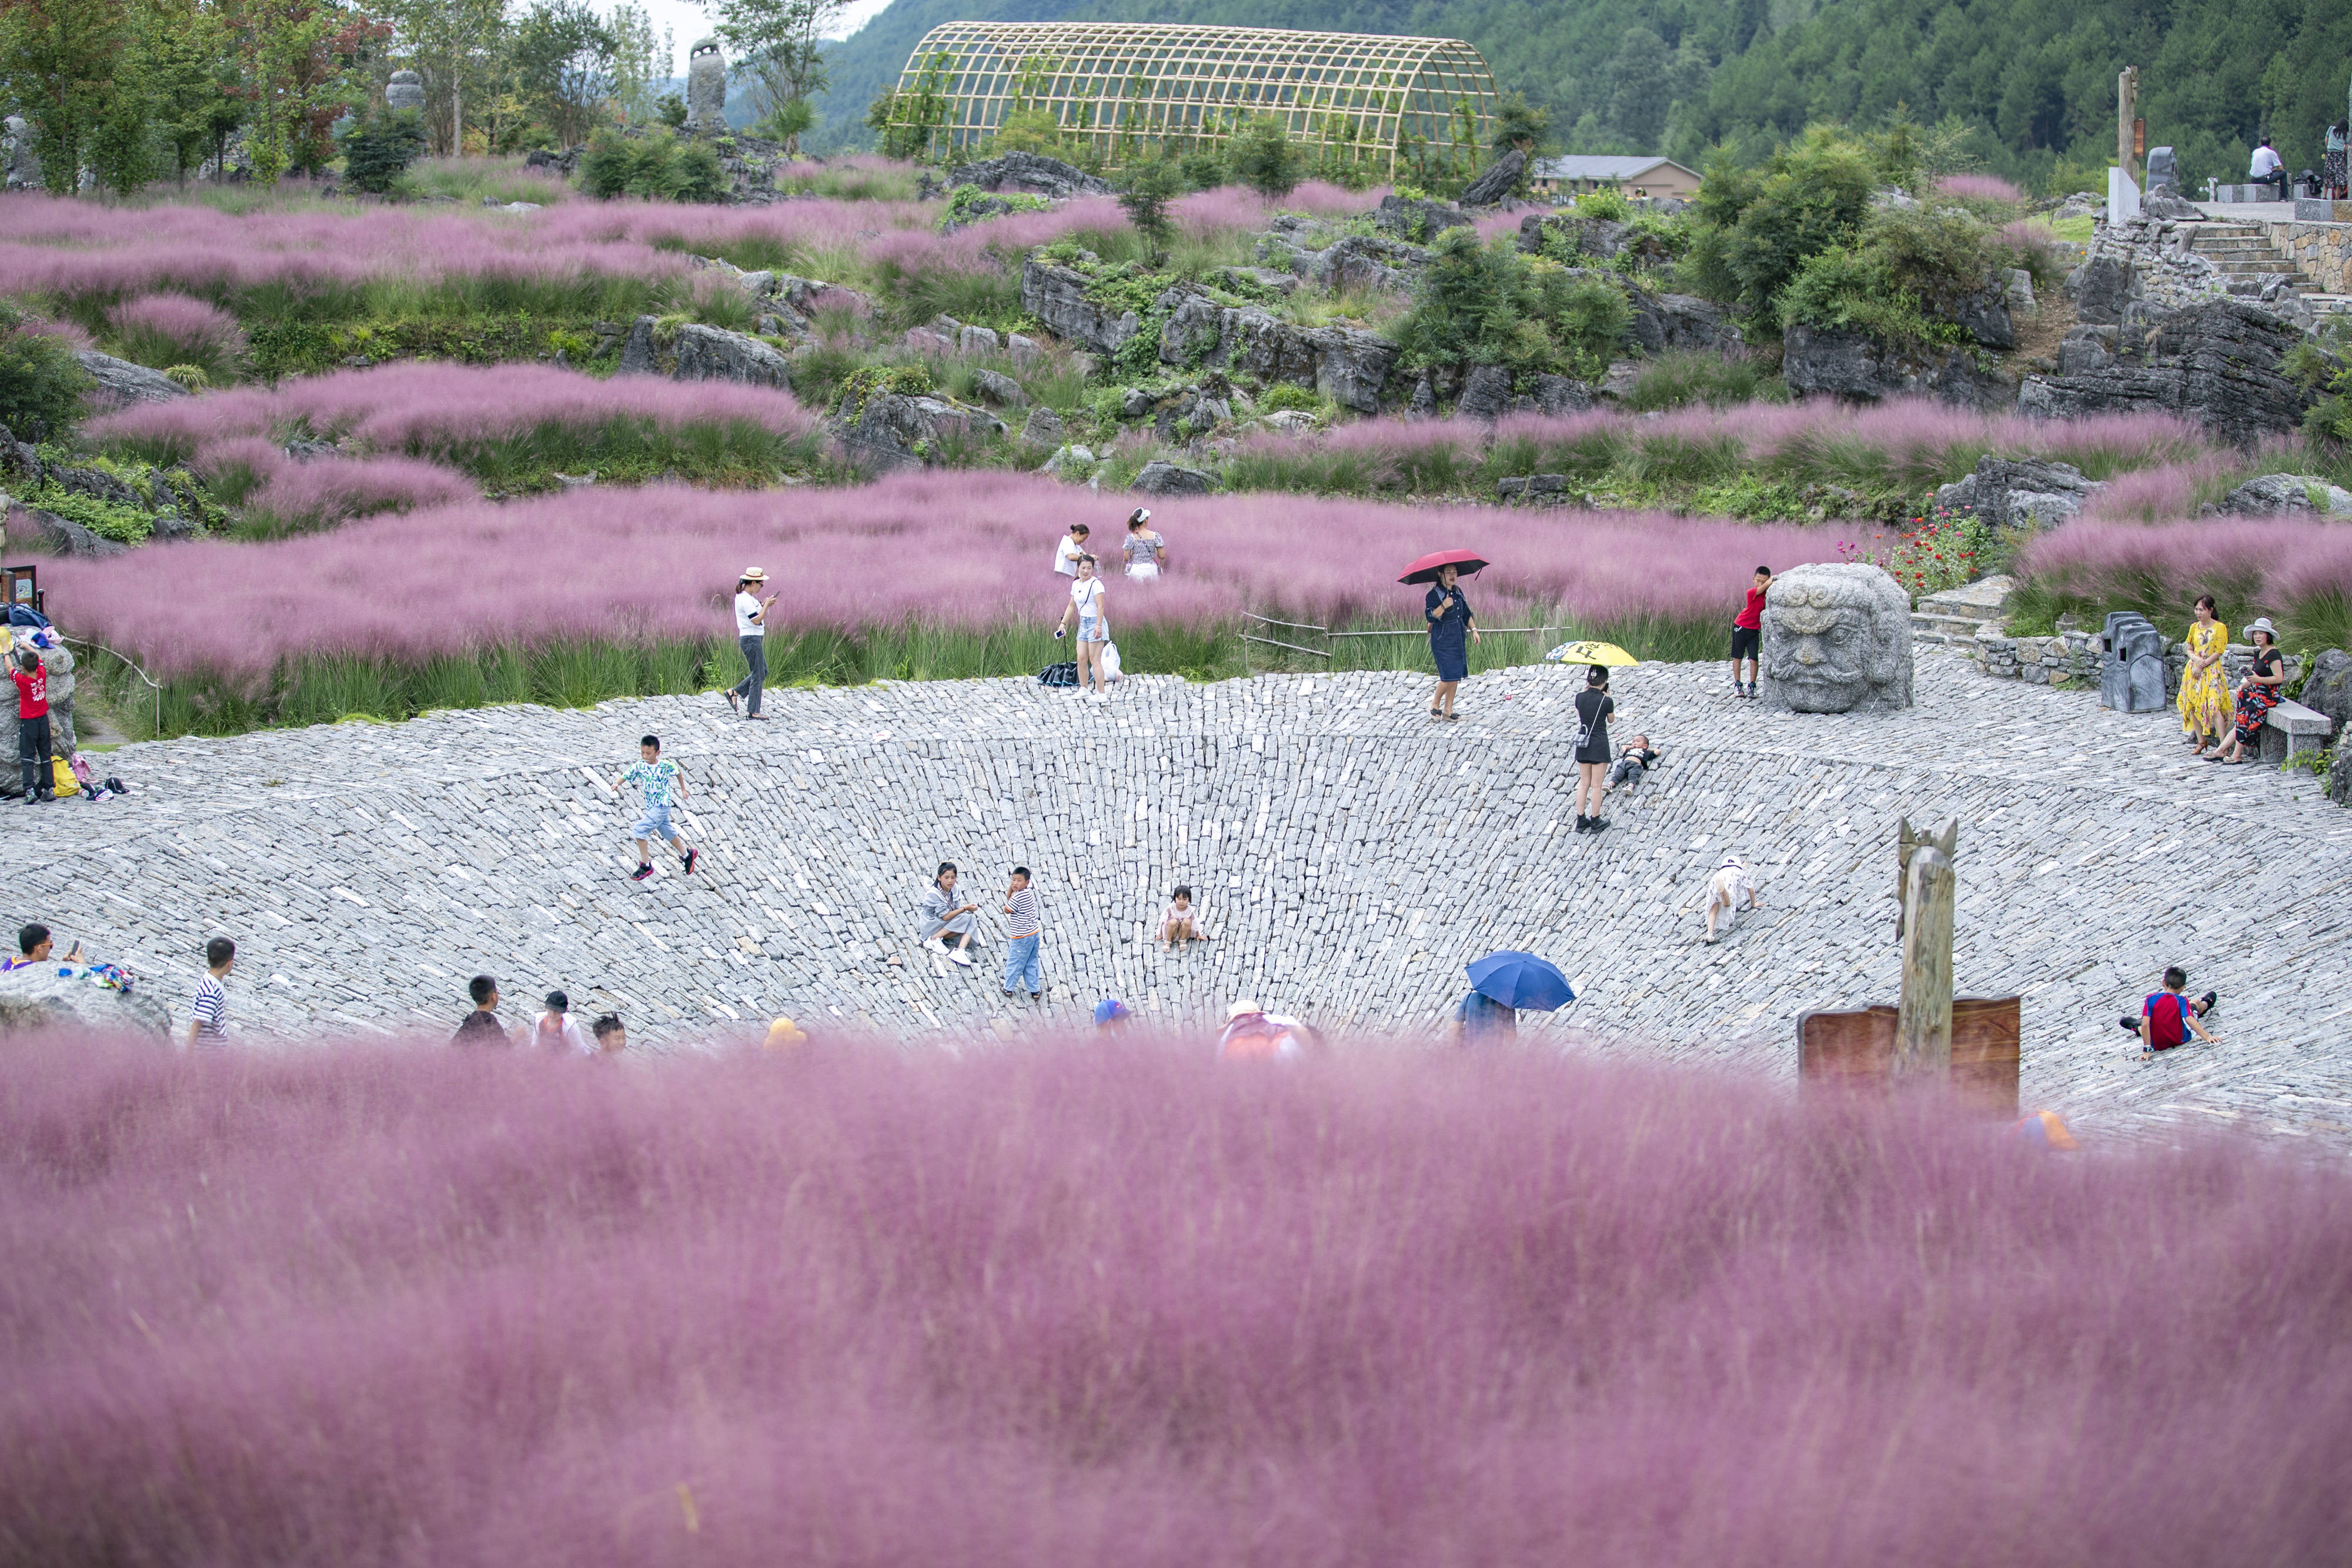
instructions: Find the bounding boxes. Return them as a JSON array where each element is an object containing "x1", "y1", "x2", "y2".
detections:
[
  {"x1": 1894, "y1": 818, "x2": 1957, "y2": 1084},
  {"x1": 686, "y1": 39, "x2": 727, "y2": 131},
  {"x1": 385, "y1": 71, "x2": 425, "y2": 114}
]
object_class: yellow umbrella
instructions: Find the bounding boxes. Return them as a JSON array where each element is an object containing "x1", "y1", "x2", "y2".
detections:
[{"x1": 1544, "y1": 640, "x2": 1639, "y2": 667}]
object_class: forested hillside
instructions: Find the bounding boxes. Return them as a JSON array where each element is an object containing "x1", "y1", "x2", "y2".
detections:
[{"x1": 817, "y1": 0, "x2": 2352, "y2": 192}]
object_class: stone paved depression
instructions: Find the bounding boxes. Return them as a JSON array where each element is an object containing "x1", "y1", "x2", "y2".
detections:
[{"x1": 14, "y1": 650, "x2": 2352, "y2": 1151}]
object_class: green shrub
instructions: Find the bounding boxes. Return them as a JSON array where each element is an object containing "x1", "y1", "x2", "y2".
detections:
[
  {"x1": 837, "y1": 363, "x2": 935, "y2": 418},
  {"x1": 1394, "y1": 230, "x2": 1625, "y2": 378},
  {"x1": 1575, "y1": 187, "x2": 1633, "y2": 222},
  {"x1": 1258, "y1": 383, "x2": 1322, "y2": 414},
  {"x1": 1226, "y1": 115, "x2": 1302, "y2": 198},
  {"x1": 337, "y1": 111, "x2": 427, "y2": 195},
  {"x1": 580, "y1": 132, "x2": 725, "y2": 203},
  {"x1": 941, "y1": 185, "x2": 1053, "y2": 229},
  {"x1": 1624, "y1": 351, "x2": 1788, "y2": 413},
  {"x1": 25, "y1": 484, "x2": 151, "y2": 543},
  {"x1": 0, "y1": 310, "x2": 91, "y2": 443},
  {"x1": 1694, "y1": 125, "x2": 1877, "y2": 322}
]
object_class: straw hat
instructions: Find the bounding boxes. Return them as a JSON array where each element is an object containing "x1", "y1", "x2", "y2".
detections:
[
  {"x1": 1227, "y1": 998, "x2": 1262, "y2": 1019},
  {"x1": 2246, "y1": 616, "x2": 2278, "y2": 642},
  {"x1": 740, "y1": 567, "x2": 767, "y2": 584}
]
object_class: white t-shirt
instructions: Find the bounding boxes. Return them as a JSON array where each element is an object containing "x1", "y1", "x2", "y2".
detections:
[
  {"x1": 2250, "y1": 146, "x2": 2284, "y2": 178},
  {"x1": 1071, "y1": 577, "x2": 1106, "y2": 636},
  {"x1": 1054, "y1": 536, "x2": 1086, "y2": 576},
  {"x1": 533, "y1": 1011, "x2": 592, "y2": 1055},
  {"x1": 734, "y1": 590, "x2": 764, "y2": 638}
]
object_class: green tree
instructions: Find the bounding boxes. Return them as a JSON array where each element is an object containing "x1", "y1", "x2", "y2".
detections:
[
  {"x1": 703, "y1": 0, "x2": 843, "y2": 151},
  {"x1": 1115, "y1": 154, "x2": 1178, "y2": 260},
  {"x1": 513, "y1": 0, "x2": 616, "y2": 148},
  {"x1": 0, "y1": 0, "x2": 125, "y2": 194},
  {"x1": 139, "y1": 0, "x2": 238, "y2": 184},
  {"x1": 0, "y1": 304, "x2": 92, "y2": 442},
  {"x1": 604, "y1": 1, "x2": 671, "y2": 128},
  {"x1": 1490, "y1": 89, "x2": 1551, "y2": 158},
  {"x1": 1693, "y1": 124, "x2": 1878, "y2": 323},
  {"x1": 336, "y1": 106, "x2": 426, "y2": 190},
  {"x1": 1225, "y1": 113, "x2": 1299, "y2": 198}
]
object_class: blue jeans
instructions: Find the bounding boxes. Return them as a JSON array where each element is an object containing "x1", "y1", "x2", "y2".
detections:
[{"x1": 1002, "y1": 932, "x2": 1041, "y2": 994}]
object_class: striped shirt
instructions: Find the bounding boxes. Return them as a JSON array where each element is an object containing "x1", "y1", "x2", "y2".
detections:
[
  {"x1": 1005, "y1": 885, "x2": 1041, "y2": 939},
  {"x1": 190, "y1": 975, "x2": 228, "y2": 1045}
]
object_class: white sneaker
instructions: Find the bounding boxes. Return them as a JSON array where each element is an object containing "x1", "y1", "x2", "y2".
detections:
[
  {"x1": 924, "y1": 937, "x2": 948, "y2": 955},
  {"x1": 950, "y1": 948, "x2": 973, "y2": 967}
]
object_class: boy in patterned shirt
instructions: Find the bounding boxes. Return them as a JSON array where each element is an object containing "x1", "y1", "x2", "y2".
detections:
[{"x1": 612, "y1": 734, "x2": 697, "y2": 882}]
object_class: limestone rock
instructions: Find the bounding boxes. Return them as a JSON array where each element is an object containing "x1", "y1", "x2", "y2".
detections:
[
  {"x1": 685, "y1": 38, "x2": 727, "y2": 129},
  {"x1": 1372, "y1": 192, "x2": 1471, "y2": 242},
  {"x1": 1305, "y1": 234, "x2": 1431, "y2": 295},
  {"x1": 0, "y1": 963, "x2": 172, "y2": 1037},
  {"x1": 1598, "y1": 359, "x2": 1645, "y2": 401},
  {"x1": 2066, "y1": 256, "x2": 2134, "y2": 326},
  {"x1": 1453, "y1": 364, "x2": 1512, "y2": 422},
  {"x1": 834, "y1": 391, "x2": 1006, "y2": 470},
  {"x1": 2297, "y1": 649, "x2": 2352, "y2": 741},
  {"x1": 2221, "y1": 474, "x2": 2352, "y2": 517},
  {"x1": 616, "y1": 317, "x2": 791, "y2": 388},
  {"x1": 1131, "y1": 460, "x2": 1215, "y2": 496},
  {"x1": 1932, "y1": 456, "x2": 2106, "y2": 529},
  {"x1": 971, "y1": 368, "x2": 1024, "y2": 406},
  {"x1": 2143, "y1": 194, "x2": 2203, "y2": 220},
  {"x1": 1005, "y1": 332, "x2": 1044, "y2": 366},
  {"x1": 2017, "y1": 299, "x2": 2315, "y2": 446},
  {"x1": 1020, "y1": 406, "x2": 1065, "y2": 446},
  {"x1": 1147, "y1": 287, "x2": 1396, "y2": 413},
  {"x1": 1532, "y1": 373, "x2": 1592, "y2": 415},
  {"x1": 1458, "y1": 146, "x2": 1525, "y2": 207},
  {"x1": 1041, "y1": 444, "x2": 1095, "y2": 476},
  {"x1": 74, "y1": 350, "x2": 189, "y2": 413},
  {"x1": 7, "y1": 505, "x2": 126, "y2": 559},
  {"x1": 1020, "y1": 258, "x2": 1142, "y2": 357},
  {"x1": 1952, "y1": 287, "x2": 2016, "y2": 350},
  {"x1": 1650, "y1": 294, "x2": 1743, "y2": 355},
  {"x1": 948, "y1": 151, "x2": 1112, "y2": 199},
  {"x1": 1759, "y1": 563, "x2": 1914, "y2": 713},
  {"x1": 1781, "y1": 323, "x2": 2016, "y2": 410}
]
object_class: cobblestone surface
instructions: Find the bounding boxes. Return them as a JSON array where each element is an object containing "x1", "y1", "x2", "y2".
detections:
[{"x1": 10, "y1": 648, "x2": 2351, "y2": 1152}]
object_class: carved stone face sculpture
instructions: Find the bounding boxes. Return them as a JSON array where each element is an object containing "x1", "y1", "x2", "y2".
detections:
[{"x1": 1759, "y1": 563, "x2": 1914, "y2": 713}]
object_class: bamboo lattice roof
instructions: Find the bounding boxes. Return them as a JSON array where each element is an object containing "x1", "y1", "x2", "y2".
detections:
[{"x1": 891, "y1": 21, "x2": 1498, "y2": 173}]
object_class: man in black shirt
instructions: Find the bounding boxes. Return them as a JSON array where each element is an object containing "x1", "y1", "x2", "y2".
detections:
[{"x1": 453, "y1": 974, "x2": 512, "y2": 1044}]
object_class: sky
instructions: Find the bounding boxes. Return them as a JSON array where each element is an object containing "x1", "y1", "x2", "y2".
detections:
[{"x1": 634, "y1": 0, "x2": 894, "y2": 74}]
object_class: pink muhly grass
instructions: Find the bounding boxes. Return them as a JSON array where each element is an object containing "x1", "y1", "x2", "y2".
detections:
[
  {"x1": 18, "y1": 314, "x2": 94, "y2": 350},
  {"x1": 191, "y1": 436, "x2": 475, "y2": 533},
  {"x1": 45, "y1": 470, "x2": 1850, "y2": 680},
  {"x1": 2016, "y1": 517, "x2": 2352, "y2": 615},
  {"x1": 2, "y1": 1035, "x2": 2347, "y2": 1568},
  {"x1": 107, "y1": 292, "x2": 247, "y2": 364},
  {"x1": 1935, "y1": 172, "x2": 2023, "y2": 203},
  {"x1": 92, "y1": 363, "x2": 821, "y2": 465}
]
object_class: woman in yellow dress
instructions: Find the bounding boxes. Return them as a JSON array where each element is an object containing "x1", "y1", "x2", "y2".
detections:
[{"x1": 2177, "y1": 594, "x2": 2231, "y2": 756}]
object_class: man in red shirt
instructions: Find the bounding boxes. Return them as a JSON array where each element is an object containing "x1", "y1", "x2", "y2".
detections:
[
  {"x1": 11, "y1": 647, "x2": 52, "y2": 804},
  {"x1": 1730, "y1": 564, "x2": 1772, "y2": 699}
]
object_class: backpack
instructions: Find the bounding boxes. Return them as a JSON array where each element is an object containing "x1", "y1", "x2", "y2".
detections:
[
  {"x1": 2144, "y1": 991, "x2": 2189, "y2": 1049},
  {"x1": 1037, "y1": 661, "x2": 1078, "y2": 687},
  {"x1": 49, "y1": 757, "x2": 78, "y2": 797}
]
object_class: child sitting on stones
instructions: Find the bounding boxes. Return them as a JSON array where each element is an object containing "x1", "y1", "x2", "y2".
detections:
[{"x1": 1158, "y1": 885, "x2": 1202, "y2": 947}]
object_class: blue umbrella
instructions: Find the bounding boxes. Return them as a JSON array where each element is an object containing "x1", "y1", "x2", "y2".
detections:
[{"x1": 1465, "y1": 951, "x2": 1575, "y2": 1011}]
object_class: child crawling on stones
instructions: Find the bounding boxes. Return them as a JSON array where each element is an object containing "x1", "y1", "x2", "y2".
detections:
[
  {"x1": 1158, "y1": 885, "x2": 1204, "y2": 947},
  {"x1": 1703, "y1": 855, "x2": 1760, "y2": 944}
]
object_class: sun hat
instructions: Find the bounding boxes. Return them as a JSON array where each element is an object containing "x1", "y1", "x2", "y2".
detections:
[
  {"x1": 1093, "y1": 998, "x2": 1131, "y2": 1026},
  {"x1": 2246, "y1": 616, "x2": 2278, "y2": 641},
  {"x1": 1227, "y1": 998, "x2": 1262, "y2": 1019},
  {"x1": 740, "y1": 566, "x2": 767, "y2": 583},
  {"x1": 1128, "y1": 507, "x2": 1151, "y2": 526}
]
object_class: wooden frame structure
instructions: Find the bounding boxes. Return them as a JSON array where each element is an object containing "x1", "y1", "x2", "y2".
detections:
[{"x1": 888, "y1": 22, "x2": 1498, "y2": 176}]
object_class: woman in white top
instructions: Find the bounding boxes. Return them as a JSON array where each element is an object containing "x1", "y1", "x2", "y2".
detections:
[
  {"x1": 1056, "y1": 554, "x2": 1112, "y2": 701},
  {"x1": 1121, "y1": 507, "x2": 1167, "y2": 578},
  {"x1": 1054, "y1": 522, "x2": 1091, "y2": 578}
]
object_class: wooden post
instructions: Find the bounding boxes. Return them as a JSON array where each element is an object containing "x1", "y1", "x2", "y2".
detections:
[
  {"x1": 2117, "y1": 68, "x2": 2140, "y2": 190},
  {"x1": 1894, "y1": 818, "x2": 1957, "y2": 1082}
]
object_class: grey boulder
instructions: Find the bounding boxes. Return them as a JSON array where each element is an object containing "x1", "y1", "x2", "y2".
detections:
[
  {"x1": 75, "y1": 350, "x2": 188, "y2": 412},
  {"x1": 617, "y1": 317, "x2": 792, "y2": 388},
  {"x1": 1131, "y1": 461, "x2": 1216, "y2": 496},
  {"x1": 1020, "y1": 258, "x2": 1143, "y2": 357},
  {"x1": 2017, "y1": 299, "x2": 2315, "y2": 446},
  {"x1": 2297, "y1": 649, "x2": 2352, "y2": 740},
  {"x1": 1020, "y1": 406, "x2": 1066, "y2": 446},
  {"x1": 0, "y1": 964, "x2": 172, "y2": 1037},
  {"x1": 6, "y1": 504, "x2": 126, "y2": 559},
  {"x1": 1782, "y1": 323, "x2": 2016, "y2": 410},
  {"x1": 1932, "y1": 456, "x2": 2106, "y2": 529},
  {"x1": 2220, "y1": 474, "x2": 2352, "y2": 517},
  {"x1": 1372, "y1": 192, "x2": 1471, "y2": 242},
  {"x1": 1458, "y1": 146, "x2": 1525, "y2": 207},
  {"x1": 948, "y1": 151, "x2": 1112, "y2": 199},
  {"x1": 834, "y1": 391, "x2": 1005, "y2": 469}
]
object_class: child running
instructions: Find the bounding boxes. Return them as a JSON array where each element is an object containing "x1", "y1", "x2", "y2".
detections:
[{"x1": 612, "y1": 734, "x2": 696, "y2": 882}]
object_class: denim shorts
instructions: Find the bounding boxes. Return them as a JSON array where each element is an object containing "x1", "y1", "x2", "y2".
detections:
[{"x1": 633, "y1": 805, "x2": 673, "y2": 840}]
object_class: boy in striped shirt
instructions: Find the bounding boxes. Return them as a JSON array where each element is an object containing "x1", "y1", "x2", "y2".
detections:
[
  {"x1": 1001, "y1": 867, "x2": 1043, "y2": 1000},
  {"x1": 186, "y1": 936, "x2": 235, "y2": 1049}
]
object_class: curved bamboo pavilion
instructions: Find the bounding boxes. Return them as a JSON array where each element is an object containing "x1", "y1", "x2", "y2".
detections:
[{"x1": 885, "y1": 22, "x2": 1499, "y2": 176}]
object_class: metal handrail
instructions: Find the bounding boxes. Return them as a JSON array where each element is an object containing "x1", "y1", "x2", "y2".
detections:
[{"x1": 61, "y1": 636, "x2": 162, "y2": 738}]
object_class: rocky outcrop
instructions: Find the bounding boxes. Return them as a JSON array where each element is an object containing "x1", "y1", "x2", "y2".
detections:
[
  {"x1": 2063, "y1": 216, "x2": 2230, "y2": 323},
  {"x1": 1153, "y1": 287, "x2": 1398, "y2": 412},
  {"x1": 1516, "y1": 212, "x2": 1675, "y2": 271},
  {"x1": 1622, "y1": 290, "x2": 1744, "y2": 356},
  {"x1": 0, "y1": 963, "x2": 172, "y2": 1037},
  {"x1": 1020, "y1": 258, "x2": 1144, "y2": 357},
  {"x1": 2331, "y1": 745, "x2": 2352, "y2": 809},
  {"x1": 1020, "y1": 407, "x2": 1065, "y2": 446},
  {"x1": 1458, "y1": 147, "x2": 1525, "y2": 208},
  {"x1": 2017, "y1": 299, "x2": 2315, "y2": 446},
  {"x1": 1372, "y1": 192, "x2": 1471, "y2": 242},
  {"x1": 2220, "y1": 473, "x2": 2352, "y2": 517},
  {"x1": 1304, "y1": 233, "x2": 1432, "y2": 295},
  {"x1": 1131, "y1": 460, "x2": 1215, "y2": 496},
  {"x1": 4, "y1": 504, "x2": 128, "y2": 559},
  {"x1": 833, "y1": 390, "x2": 1005, "y2": 469},
  {"x1": 1932, "y1": 456, "x2": 2107, "y2": 529},
  {"x1": 74, "y1": 350, "x2": 188, "y2": 413},
  {"x1": 3, "y1": 113, "x2": 40, "y2": 190},
  {"x1": 1451, "y1": 366, "x2": 1592, "y2": 422},
  {"x1": 1782, "y1": 324, "x2": 2016, "y2": 410},
  {"x1": 616, "y1": 317, "x2": 792, "y2": 387},
  {"x1": 2299, "y1": 649, "x2": 2352, "y2": 743},
  {"x1": 948, "y1": 151, "x2": 1112, "y2": 199}
]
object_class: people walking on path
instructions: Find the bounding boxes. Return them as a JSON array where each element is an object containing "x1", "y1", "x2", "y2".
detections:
[
  {"x1": 1607, "y1": 734, "x2": 1660, "y2": 790},
  {"x1": 32, "y1": 631, "x2": 75, "y2": 757},
  {"x1": 1703, "y1": 855, "x2": 1760, "y2": 943},
  {"x1": 726, "y1": 567, "x2": 776, "y2": 720},
  {"x1": 532, "y1": 991, "x2": 591, "y2": 1054},
  {"x1": 1730, "y1": 565, "x2": 1770, "y2": 699},
  {"x1": 2122, "y1": 967, "x2": 2218, "y2": 1059},
  {"x1": 613, "y1": 734, "x2": 696, "y2": 881},
  {"x1": 1571, "y1": 666, "x2": 1615, "y2": 833},
  {"x1": 186, "y1": 936, "x2": 235, "y2": 1049},
  {"x1": 2214, "y1": 618, "x2": 2287, "y2": 764},
  {"x1": 2178, "y1": 596, "x2": 2231, "y2": 757},
  {"x1": 922, "y1": 861, "x2": 981, "y2": 967},
  {"x1": 1121, "y1": 508, "x2": 1167, "y2": 578},
  {"x1": 1056, "y1": 555, "x2": 1112, "y2": 702},
  {"x1": 12, "y1": 646, "x2": 52, "y2": 803},
  {"x1": 1424, "y1": 564, "x2": 1478, "y2": 720},
  {"x1": 1158, "y1": 885, "x2": 1201, "y2": 947},
  {"x1": 1001, "y1": 867, "x2": 1044, "y2": 1000},
  {"x1": 453, "y1": 974, "x2": 510, "y2": 1044},
  {"x1": 1054, "y1": 521, "x2": 1091, "y2": 578}
]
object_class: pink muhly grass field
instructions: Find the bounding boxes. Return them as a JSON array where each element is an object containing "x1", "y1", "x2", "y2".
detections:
[
  {"x1": 189, "y1": 436, "x2": 477, "y2": 533},
  {"x1": 2, "y1": 1034, "x2": 2346, "y2": 1567},
  {"x1": 1935, "y1": 172, "x2": 2024, "y2": 203},
  {"x1": 106, "y1": 291, "x2": 247, "y2": 364},
  {"x1": 42, "y1": 471, "x2": 1850, "y2": 680},
  {"x1": 92, "y1": 362, "x2": 821, "y2": 466},
  {"x1": 2017, "y1": 517, "x2": 2352, "y2": 612}
]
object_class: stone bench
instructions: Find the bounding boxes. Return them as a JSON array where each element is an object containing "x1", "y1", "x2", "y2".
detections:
[{"x1": 2260, "y1": 697, "x2": 2333, "y2": 763}]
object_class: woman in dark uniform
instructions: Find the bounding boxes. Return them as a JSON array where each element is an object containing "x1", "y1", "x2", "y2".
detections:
[
  {"x1": 1572, "y1": 664, "x2": 1615, "y2": 833},
  {"x1": 1425, "y1": 562, "x2": 1479, "y2": 720}
]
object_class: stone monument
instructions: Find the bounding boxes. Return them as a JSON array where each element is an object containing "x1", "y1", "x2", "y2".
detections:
[
  {"x1": 686, "y1": 39, "x2": 727, "y2": 130},
  {"x1": 2145, "y1": 146, "x2": 2177, "y2": 196},
  {"x1": 2100, "y1": 611, "x2": 2167, "y2": 711},
  {"x1": 1758, "y1": 562, "x2": 1915, "y2": 713},
  {"x1": 2, "y1": 115, "x2": 39, "y2": 191},
  {"x1": 385, "y1": 70, "x2": 426, "y2": 115}
]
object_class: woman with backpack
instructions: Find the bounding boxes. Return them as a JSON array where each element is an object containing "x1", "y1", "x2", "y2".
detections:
[{"x1": 1570, "y1": 664, "x2": 1614, "y2": 834}]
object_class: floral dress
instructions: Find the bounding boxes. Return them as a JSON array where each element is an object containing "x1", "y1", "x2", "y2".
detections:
[
  {"x1": 2176, "y1": 619, "x2": 2231, "y2": 740},
  {"x1": 2233, "y1": 646, "x2": 2283, "y2": 747}
]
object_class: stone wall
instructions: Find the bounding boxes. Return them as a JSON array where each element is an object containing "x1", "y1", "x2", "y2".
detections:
[
  {"x1": 2265, "y1": 222, "x2": 2352, "y2": 295},
  {"x1": 1967, "y1": 629, "x2": 2303, "y2": 697}
]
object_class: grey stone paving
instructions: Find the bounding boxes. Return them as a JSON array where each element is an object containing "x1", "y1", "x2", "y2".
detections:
[{"x1": 11, "y1": 649, "x2": 2352, "y2": 1153}]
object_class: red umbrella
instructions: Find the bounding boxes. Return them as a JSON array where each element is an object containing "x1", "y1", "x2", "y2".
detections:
[{"x1": 1398, "y1": 549, "x2": 1489, "y2": 585}]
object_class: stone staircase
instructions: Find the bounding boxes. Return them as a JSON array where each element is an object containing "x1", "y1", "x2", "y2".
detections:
[
  {"x1": 1910, "y1": 575, "x2": 2013, "y2": 647},
  {"x1": 2191, "y1": 222, "x2": 2352, "y2": 322}
]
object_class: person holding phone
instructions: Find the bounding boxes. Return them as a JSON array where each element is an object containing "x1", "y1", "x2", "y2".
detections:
[
  {"x1": 726, "y1": 567, "x2": 779, "y2": 720},
  {"x1": 1425, "y1": 562, "x2": 1479, "y2": 720},
  {"x1": 1055, "y1": 554, "x2": 1112, "y2": 703}
]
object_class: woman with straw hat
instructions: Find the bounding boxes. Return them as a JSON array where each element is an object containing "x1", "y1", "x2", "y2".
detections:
[
  {"x1": 726, "y1": 567, "x2": 777, "y2": 721},
  {"x1": 2213, "y1": 617, "x2": 2287, "y2": 764}
]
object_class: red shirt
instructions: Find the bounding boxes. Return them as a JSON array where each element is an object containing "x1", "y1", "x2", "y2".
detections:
[
  {"x1": 2143, "y1": 991, "x2": 2190, "y2": 1050},
  {"x1": 1734, "y1": 586, "x2": 1768, "y2": 630},
  {"x1": 10, "y1": 666, "x2": 45, "y2": 718}
]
